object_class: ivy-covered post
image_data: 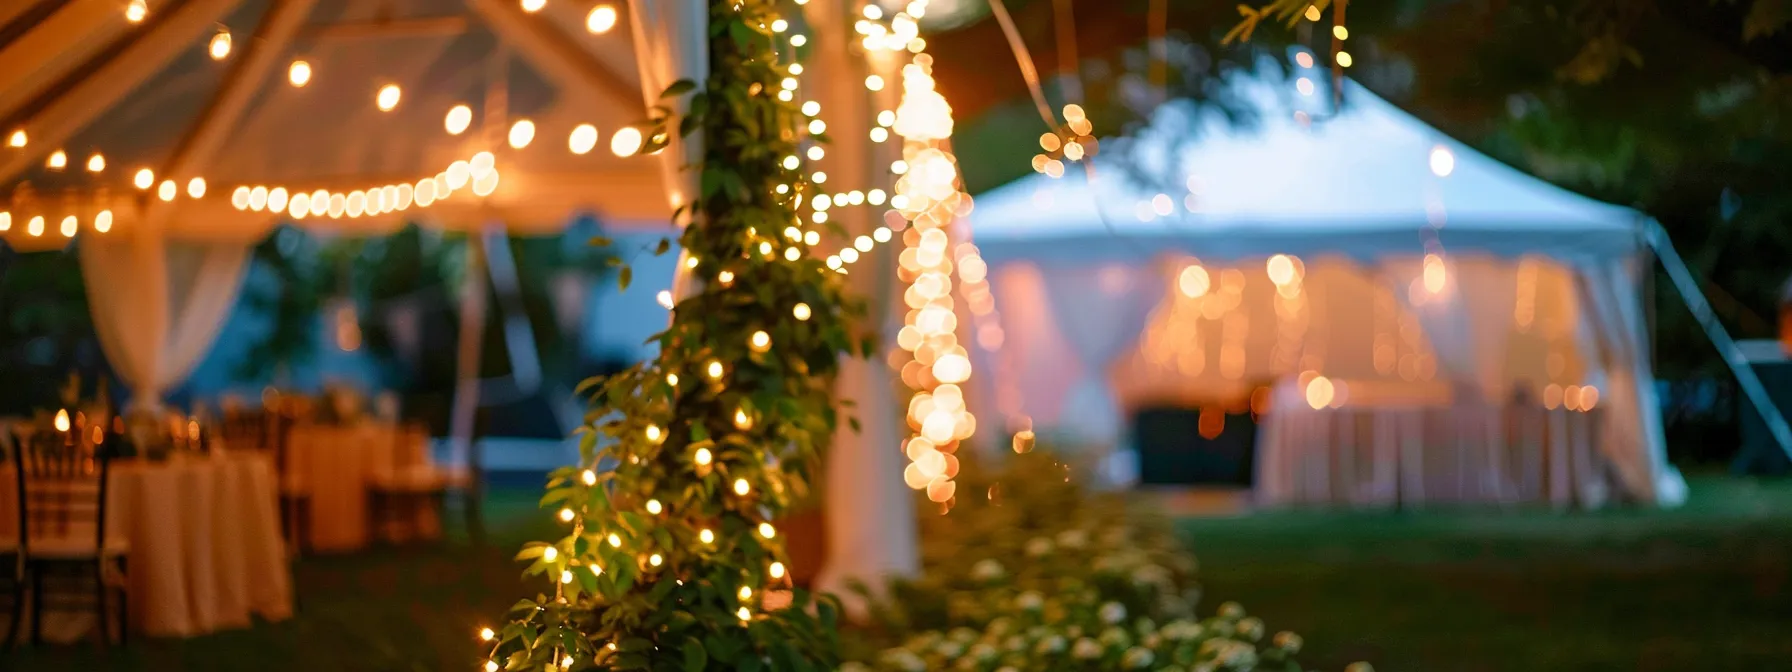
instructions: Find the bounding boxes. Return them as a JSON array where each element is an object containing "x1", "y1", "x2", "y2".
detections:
[{"x1": 481, "y1": 0, "x2": 867, "y2": 669}]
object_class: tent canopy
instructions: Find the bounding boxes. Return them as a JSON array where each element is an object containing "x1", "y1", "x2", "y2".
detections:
[
  {"x1": 0, "y1": 0, "x2": 668, "y2": 250},
  {"x1": 970, "y1": 77, "x2": 1644, "y2": 265}
]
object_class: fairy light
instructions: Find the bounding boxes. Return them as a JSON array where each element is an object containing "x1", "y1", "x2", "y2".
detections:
[
  {"x1": 5, "y1": 130, "x2": 23, "y2": 148},
  {"x1": 733, "y1": 478, "x2": 750, "y2": 495},
  {"x1": 646, "y1": 499, "x2": 663, "y2": 514},
  {"x1": 209, "y1": 29, "x2": 232, "y2": 60},
  {"x1": 46, "y1": 150, "x2": 66, "y2": 170},
  {"x1": 586, "y1": 5, "x2": 618, "y2": 34},
  {"x1": 582, "y1": 469, "x2": 597, "y2": 485},
  {"x1": 521, "y1": 0, "x2": 546, "y2": 11},
  {"x1": 699, "y1": 529, "x2": 715, "y2": 544},
  {"x1": 445, "y1": 105, "x2": 473, "y2": 135},
  {"x1": 288, "y1": 60, "x2": 312, "y2": 87},
  {"x1": 757, "y1": 522, "x2": 775, "y2": 538},
  {"x1": 694, "y1": 447, "x2": 713, "y2": 466},
  {"x1": 569, "y1": 124, "x2": 599, "y2": 154},
  {"x1": 376, "y1": 84, "x2": 402, "y2": 112},
  {"x1": 769, "y1": 562, "x2": 786, "y2": 579},
  {"x1": 559, "y1": 508, "x2": 575, "y2": 522},
  {"x1": 543, "y1": 547, "x2": 558, "y2": 562},
  {"x1": 611, "y1": 127, "x2": 644, "y2": 156},
  {"x1": 508, "y1": 119, "x2": 536, "y2": 149},
  {"x1": 126, "y1": 0, "x2": 148, "y2": 23},
  {"x1": 228, "y1": 155, "x2": 496, "y2": 219}
]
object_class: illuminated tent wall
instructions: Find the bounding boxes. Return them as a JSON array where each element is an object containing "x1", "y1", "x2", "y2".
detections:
[
  {"x1": 0, "y1": 0, "x2": 919, "y2": 586},
  {"x1": 968, "y1": 75, "x2": 1685, "y2": 507}
]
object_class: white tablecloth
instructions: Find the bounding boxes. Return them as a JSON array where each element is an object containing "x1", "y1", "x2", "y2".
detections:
[
  {"x1": 1, "y1": 453, "x2": 293, "y2": 637},
  {"x1": 1257, "y1": 403, "x2": 1613, "y2": 509},
  {"x1": 286, "y1": 423, "x2": 440, "y2": 552}
]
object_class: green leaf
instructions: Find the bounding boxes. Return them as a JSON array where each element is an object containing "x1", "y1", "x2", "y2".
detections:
[
  {"x1": 681, "y1": 637, "x2": 708, "y2": 672},
  {"x1": 619, "y1": 266, "x2": 633, "y2": 291},
  {"x1": 588, "y1": 235, "x2": 614, "y2": 248},
  {"x1": 655, "y1": 237, "x2": 672, "y2": 255},
  {"x1": 661, "y1": 79, "x2": 698, "y2": 98}
]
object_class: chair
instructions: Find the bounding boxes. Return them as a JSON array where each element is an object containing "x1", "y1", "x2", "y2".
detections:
[
  {"x1": 0, "y1": 426, "x2": 24, "y2": 649},
  {"x1": 259, "y1": 410, "x2": 312, "y2": 555},
  {"x1": 12, "y1": 428, "x2": 129, "y2": 646},
  {"x1": 367, "y1": 423, "x2": 470, "y2": 545}
]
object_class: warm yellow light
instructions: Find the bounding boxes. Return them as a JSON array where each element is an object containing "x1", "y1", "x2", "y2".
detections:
[
  {"x1": 610, "y1": 126, "x2": 643, "y2": 157},
  {"x1": 646, "y1": 499, "x2": 663, "y2": 515},
  {"x1": 558, "y1": 508, "x2": 574, "y2": 522},
  {"x1": 288, "y1": 60, "x2": 312, "y2": 87},
  {"x1": 717, "y1": 270, "x2": 735, "y2": 285},
  {"x1": 1178, "y1": 265, "x2": 1211, "y2": 298},
  {"x1": 130, "y1": 168, "x2": 155, "y2": 190},
  {"x1": 1305, "y1": 375, "x2": 1335, "y2": 409},
  {"x1": 807, "y1": 119, "x2": 826, "y2": 135},
  {"x1": 376, "y1": 84, "x2": 402, "y2": 112},
  {"x1": 209, "y1": 30, "x2": 232, "y2": 60},
  {"x1": 582, "y1": 469, "x2": 597, "y2": 485},
  {"x1": 733, "y1": 478, "x2": 750, "y2": 496},
  {"x1": 507, "y1": 119, "x2": 536, "y2": 149},
  {"x1": 737, "y1": 607, "x2": 750, "y2": 621},
  {"x1": 733, "y1": 409, "x2": 754, "y2": 430},
  {"x1": 485, "y1": 661, "x2": 499, "y2": 672},
  {"x1": 1305, "y1": 4, "x2": 1321, "y2": 21},
  {"x1": 1266, "y1": 254, "x2": 1298, "y2": 285},
  {"x1": 126, "y1": 0, "x2": 148, "y2": 23},
  {"x1": 1336, "y1": 51, "x2": 1354, "y2": 68},
  {"x1": 586, "y1": 5, "x2": 617, "y2": 33},
  {"x1": 187, "y1": 177, "x2": 207, "y2": 199},
  {"x1": 247, "y1": 186, "x2": 268, "y2": 211},
  {"x1": 0, "y1": 212, "x2": 9, "y2": 232},
  {"x1": 771, "y1": 18, "x2": 788, "y2": 32},
  {"x1": 94, "y1": 210, "x2": 113, "y2": 233},
  {"x1": 46, "y1": 150, "x2": 66, "y2": 169},
  {"x1": 607, "y1": 534, "x2": 621, "y2": 547},
  {"x1": 86, "y1": 153, "x2": 105, "y2": 172},
  {"x1": 1333, "y1": 25, "x2": 1350, "y2": 40},
  {"x1": 26, "y1": 216, "x2": 44, "y2": 236},
  {"x1": 699, "y1": 528, "x2": 715, "y2": 544},
  {"x1": 444, "y1": 105, "x2": 472, "y2": 135},
  {"x1": 1429, "y1": 145, "x2": 1455, "y2": 177},
  {"x1": 738, "y1": 586, "x2": 753, "y2": 600},
  {"x1": 695, "y1": 447, "x2": 713, "y2": 466},
  {"x1": 521, "y1": 0, "x2": 546, "y2": 12},
  {"x1": 568, "y1": 124, "x2": 599, "y2": 154},
  {"x1": 769, "y1": 562, "x2": 786, "y2": 579},
  {"x1": 543, "y1": 547, "x2": 559, "y2": 562},
  {"x1": 157, "y1": 180, "x2": 177, "y2": 202},
  {"x1": 757, "y1": 522, "x2": 775, "y2": 539},
  {"x1": 269, "y1": 187, "x2": 290, "y2": 213},
  {"x1": 56, "y1": 215, "x2": 75, "y2": 237},
  {"x1": 793, "y1": 303, "x2": 811, "y2": 321},
  {"x1": 706, "y1": 360, "x2": 724, "y2": 379},
  {"x1": 5, "y1": 130, "x2": 23, "y2": 147},
  {"x1": 1422, "y1": 253, "x2": 1447, "y2": 293},
  {"x1": 560, "y1": 570, "x2": 573, "y2": 584},
  {"x1": 790, "y1": 34, "x2": 807, "y2": 47},
  {"x1": 865, "y1": 75, "x2": 885, "y2": 91},
  {"x1": 648, "y1": 553, "x2": 663, "y2": 567},
  {"x1": 479, "y1": 627, "x2": 495, "y2": 642},
  {"x1": 667, "y1": 373, "x2": 679, "y2": 386},
  {"x1": 749, "y1": 330, "x2": 771, "y2": 352}
]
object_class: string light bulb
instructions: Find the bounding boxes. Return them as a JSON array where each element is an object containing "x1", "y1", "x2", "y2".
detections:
[
  {"x1": 445, "y1": 105, "x2": 472, "y2": 135},
  {"x1": 126, "y1": 0, "x2": 147, "y2": 23},
  {"x1": 188, "y1": 177, "x2": 207, "y2": 198},
  {"x1": 738, "y1": 586, "x2": 752, "y2": 600},
  {"x1": 608, "y1": 534, "x2": 621, "y2": 547},
  {"x1": 507, "y1": 119, "x2": 536, "y2": 149},
  {"x1": 758, "y1": 522, "x2": 775, "y2": 538},
  {"x1": 610, "y1": 127, "x2": 643, "y2": 157},
  {"x1": 5, "y1": 130, "x2": 23, "y2": 147},
  {"x1": 733, "y1": 408, "x2": 754, "y2": 430},
  {"x1": 699, "y1": 528, "x2": 715, "y2": 543},
  {"x1": 86, "y1": 153, "x2": 105, "y2": 172},
  {"x1": 543, "y1": 547, "x2": 558, "y2": 562},
  {"x1": 157, "y1": 180, "x2": 177, "y2": 201},
  {"x1": 521, "y1": 0, "x2": 546, "y2": 12},
  {"x1": 769, "y1": 562, "x2": 785, "y2": 579},
  {"x1": 793, "y1": 303, "x2": 811, "y2": 321},
  {"x1": 94, "y1": 210, "x2": 112, "y2": 233},
  {"x1": 733, "y1": 478, "x2": 750, "y2": 495},
  {"x1": 706, "y1": 360, "x2": 724, "y2": 379},
  {"x1": 582, "y1": 469, "x2": 598, "y2": 485},
  {"x1": 479, "y1": 627, "x2": 495, "y2": 641},
  {"x1": 586, "y1": 5, "x2": 617, "y2": 33},
  {"x1": 649, "y1": 553, "x2": 663, "y2": 567},
  {"x1": 646, "y1": 499, "x2": 663, "y2": 515},
  {"x1": 749, "y1": 330, "x2": 771, "y2": 352},
  {"x1": 695, "y1": 447, "x2": 713, "y2": 466},
  {"x1": 59, "y1": 216, "x2": 76, "y2": 237},
  {"x1": 288, "y1": 60, "x2": 312, "y2": 87},
  {"x1": 569, "y1": 124, "x2": 599, "y2": 154},
  {"x1": 558, "y1": 508, "x2": 574, "y2": 522},
  {"x1": 209, "y1": 30, "x2": 232, "y2": 60},
  {"x1": 376, "y1": 84, "x2": 401, "y2": 112},
  {"x1": 46, "y1": 150, "x2": 65, "y2": 170}
]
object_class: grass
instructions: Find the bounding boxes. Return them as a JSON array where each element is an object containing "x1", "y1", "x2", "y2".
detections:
[
  {"x1": 7, "y1": 475, "x2": 1792, "y2": 670},
  {"x1": 1178, "y1": 475, "x2": 1792, "y2": 671}
]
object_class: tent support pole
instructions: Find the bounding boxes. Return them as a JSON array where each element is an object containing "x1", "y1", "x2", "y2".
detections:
[
  {"x1": 450, "y1": 232, "x2": 491, "y2": 545},
  {"x1": 1645, "y1": 219, "x2": 1792, "y2": 462}
]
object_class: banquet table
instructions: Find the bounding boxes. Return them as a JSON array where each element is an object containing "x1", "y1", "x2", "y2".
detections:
[
  {"x1": 285, "y1": 422, "x2": 442, "y2": 552},
  {"x1": 0, "y1": 452, "x2": 293, "y2": 638},
  {"x1": 1257, "y1": 399, "x2": 1614, "y2": 509}
]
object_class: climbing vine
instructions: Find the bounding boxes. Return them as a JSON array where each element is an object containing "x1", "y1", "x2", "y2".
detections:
[{"x1": 482, "y1": 0, "x2": 866, "y2": 669}]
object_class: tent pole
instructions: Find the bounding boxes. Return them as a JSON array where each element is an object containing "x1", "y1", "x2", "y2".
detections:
[
  {"x1": 450, "y1": 231, "x2": 491, "y2": 545},
  {"x1": 1645, "y1": 219, "x2": 1792, "y2": 461}
]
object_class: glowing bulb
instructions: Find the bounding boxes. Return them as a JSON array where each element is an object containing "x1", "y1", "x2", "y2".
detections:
[
  {"x1": 645, "y1": 424, "x2": 664, "y2": 443},
  {"x1": 808, "y1": 119, "x2": 826, "y2": 134},
  {"x1": 793, "y1": 303, "x2": 811, "y2": 321},
  {"x1": 717, "y1": 270, "x2": 735, "y2": 285},
  {"x1": 749, "y1": 330, "x2": 771, "y2": 352},
  {"x1": 649, "y1": 553, "x2": 663, "y2": 567},
  {"x1": 485, "y1": 662, "x2": 499, "y2": 672},
  {"x1": 1336, "y1": 51, "x2": 1354, "y2": 68},
  {"x1": 1333, "y1": 25, "x2": 1350, "y2": 40},
  {"x1": 125, "y1": 0, "x2": 147, "y2": 23},
  {"x1": 737, "y1": 607, "x2": 750, "y2": 621},
  {"x1": 507, "y1": 119, "x2": 536, "y2": 149},
  {"x1": 288, "y1": 60, "x2": 312, "y2": 87},
  {"x1": 700, "y1": 529, "x2": 715, "y2": 544},
  {"x1": 157, "y1": 180, "x2": 177, "y2": 202},
  {"x1": 479, "y1": 627, "x2": 495, "y2": 642},
  {"x1": 733, "y1": 479, "x2": 750, "y2": 495},
  {"x1": 569, "y1": 124, "x2": 598, "y2": 154},
  {"x1": 1178, "y1": 265, "x2": 1211, "y2": 298},
  {"x1": 248, "y1": 186, "x2": 268, "y2": 211},
  {"x1": 1429, "y1": 145, "x2": 1456, "y2": 177},
  {"x1": 782, "y1": 155, "x2": 800, "y2": 170},
  {"x1": 610, "y1": 127, "x2": 643, "y2": 156},
  {"x1": 738, "y1": 586, "x2": 753, "y2": 600},
  {"x1": 666, "y1": 373, "x2": 679, "y2": 386},
  {"x1": 657, "y1": 290, "x2": 674, "y2": 309},
  {"x1": 560, "y1": 570, "x2": 573, "y2": 584},
  {"x1": 6, "y1": 130, "x2": 23, "y2": 147},
  {"x1": 94, "y1": 210, "x2": 112, "y2": 233},
  {"x1": 376, "y1": 84, "x2": 401, "y2": 111},
  {"x1": 558, "y1": 508, "x2": 574, "y2": 522},
  {"x1": 870, "y1": 127, "x2": 888, "y2": 142},
  {"x1": 187, "y1": 177, "x2": 206, "y2": 199},
  {"x1": 59, "y1": 216, "x2": 76, "y2": 237},
  {"x1": 769, "y1": 562, "x2": 785, "y2": 579},
  {"x1": 785, "y1": 247, "x2": 800, "y2": 261},
  {"x1": 1305, "y1": 4, "x2": 1321, "y2": 21},
  {"x1": 582, "y1": 469, "x2": 597, "y2": 485},
  {"x1": 445, "y1": 105, "x2": 472, "y2": 135},
  {"x1": 586, "y1": 5, "x2": 617, "y2": 33},
  {"x1": 0, "y1": 212, "x2": 9, "y2": 232},
  {"x1": 706, "y1": 360, "x2": 724, "y2": 379},
  {"x1": 791, "y1": 34, "x2": 807, "y2": 47},
  {"x1": 864, "y1": 75, "x2": 885, "y2": 91},
  {"x1": 758, "y1": 522, "x2": 775, "y2": 539},
  {"x1": 646, "y1": 499, "x2": 663, "y2": 515},
  {"x1": 47, "y1": 150, "x2": 66, "y2": 169},
  {"x1": 695, "y1": 447, "x2": 713, "y2": 466},
  {"x1": 608, "y1": 534, "x2": 621, "y2": 547},
  {"x1": 734, "y1": 409, "x2": 754, "y2": 430},
  {"x1": 543, "y1": 547, "x2": 559, "y2": 562},
  {"x1": 209, "y1": 30, "x2": 232, "y2": 60},
  {"x1": 521, "y1": 0, "x2": 546, "y2": 12},
  {"x1": 86, "y1": 153, "x2": 105, "y2": 172},
  {"x1": 26, "y1": 216, "x2": 43, "y2": 236}
]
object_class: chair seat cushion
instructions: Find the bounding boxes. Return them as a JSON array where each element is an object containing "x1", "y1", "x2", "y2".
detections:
[{"x1": 27, "y1": 535, "x2": 129, "y2": 560}]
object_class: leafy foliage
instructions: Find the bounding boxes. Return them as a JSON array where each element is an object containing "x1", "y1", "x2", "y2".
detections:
[{"x1": 483, "y1": 0, "x2": 866, "y2": 669}]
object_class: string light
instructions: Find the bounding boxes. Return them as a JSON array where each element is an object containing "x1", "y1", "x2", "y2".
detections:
[
  {"x1": 582, "y1": 469, "x2": 597, "y2": 485},
  {"x1": 733, "y1": 478, "x2": 750, "y2": 495},
  {"x1": 59, "y1": 216, "x2": 76, "y2": 237},
  {"x1": 126, "y1": 0, "x2": 147, "y2": 23},
  {"x1": 793, "y1": 303, "x2": 811, "y2": 320},
  {"x1": 157, "y1": 180, "x2": 176, "y2": 201},
  {"x1": 288, "y1": 60, "x2": 312, "y2": 87},
  {"x1": 376, "y1": 84, "x2": 401, "y2": 112},
  {"x1": 699, "y1": 529, "x2": 715, "y2": 544},
  {"x1": 521, "y1": 0, "x2": 546, "y2": 12},
  {"x1": 694, "y1": 447, "x2": 713, "y2": 466},
  {"x1": 86, "y1": 153, "x2": 105, "y2": 172},
  {"x1": 508, "y1": 119, "x2": 536, "y2": 149},
  {"x1": 187, "y1": 177, "x2": 207, "y2": 199},
  {"x1": 769, "y1": 562, "x2": 786, "y2": 579},
  {"x1": 559, "y1": 508, "x2": 575, "y2": 522},
  {"x1": 569, "y1": 124, "x2": 599, "y2": 154},
  {"x1": 94, "y1": 210, "x2": 112, "y2": 233},
  {"x1": 543, "y1": 547, "x2": 558, "y2": 562},
  {"x1": 646, "y1": 499, "x2": 663, "y2": 514},
  {"x1": 611, "y1": 127, "x2": 643, "y2": 157},
  {"x1": 757, "y1": 522, "x2": 775, "y2": 539},
  {"x1": 46, "y1": 150, "x2": 66, "y2": 170},
  {"x1": 586, "y1": 5, "x2": 618, "y2": 34},
  {"x1": 480, "y1": 627, "x2": 495, "y2": 641},
  {"x1": 209, "y1": 29, "x2": 232, "y2": 60},
  {"x1": 5, "y1": 130, "x2": 23, "y2": 148},
  {"x1": 445, "y1": 105, "x2": 473, "y2": 135},
  {"x1": 26, "y1": 216, "x2": 43, "y2": 237}
]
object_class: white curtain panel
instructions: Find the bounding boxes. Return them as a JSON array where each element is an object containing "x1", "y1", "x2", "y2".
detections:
[
  {"x1": 81, "y1": 234, "x2": 250, "y2": 409},
  {"x1": 1575, "y1": 257, "x2": 1683, "y2": 505},
  {"x1": 1378, "y1": 256, "x2": 1518, "y2": 403},
  {"x1": 1040, "y1": 262, "x2": 1166, "y2": 446}
]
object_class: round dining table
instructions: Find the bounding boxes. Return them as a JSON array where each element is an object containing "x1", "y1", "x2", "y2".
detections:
[{"x1": 0, "y1": 452, "x2": 294, "y2": 638}]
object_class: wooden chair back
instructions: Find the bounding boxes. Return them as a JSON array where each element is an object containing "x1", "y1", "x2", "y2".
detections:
[{"x1": 10, "y1": 429, "x2": 114, "y2": 553}]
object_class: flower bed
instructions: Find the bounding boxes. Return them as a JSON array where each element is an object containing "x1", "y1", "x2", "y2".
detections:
[{"x1": 842, "y1": 451, "x2": 1372, "y2": 672}]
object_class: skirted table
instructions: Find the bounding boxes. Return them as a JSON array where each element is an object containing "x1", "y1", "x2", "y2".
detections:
[{"x1": 0, "y1": 452, "x2": 293, "y2": 638}]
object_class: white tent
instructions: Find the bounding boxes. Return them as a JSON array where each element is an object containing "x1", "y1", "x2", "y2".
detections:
[{"x1": 967, "y1": 74, "x2": 1687, "y2": 507}]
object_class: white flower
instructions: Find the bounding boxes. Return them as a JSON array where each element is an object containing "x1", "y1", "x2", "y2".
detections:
[
  {"x1": 1056, "y1": 529, "x2": 1088, "y2": 549},
  {"x1": 1004, "y1": 635, "x2": 1026, "y2": 652},
  {"x1": 949, "y1": 627, "x2": 980, "y2": 644},
  {"x1": 1236, "y1": 617, "x2": 1264, "y2": 642},
  {"x1": 971, "y1": 559, "x2": 1005, "y2": 582},
  {"x1": 1014, "y1": 591, "x2": 1044, "y2": 611},
  {"x1": 1099, "y1": 601, "x2": 1128, "y2": 625},
  {"x1": 1217, "y1": 601, "x2": 1245, "y2": 619},
  {"x1": 1033, "y1": 635, "x2": 1065, "y2": 655},
  {"x1": 1071, "y1": 637, "x2": 1102, "y2": 660},
  {"x1": 934, "y1": 641, "x2": 964, "y2": 659},
  {"x1": 1121, "y1": 647, "x2": 1156, "y2": 669},
  {"x1": 881, "y1": 650, "x2": 926, "y2": 672},
  {"x1": 1024, "y1": 537, "x2": 1054, "y2": 557},
  {"x1": 1272, "y1": 631, "x2": 1303, "y2": 654},
  {"x1": 839, "y1": 664, "x2": 871, "y2": 672},
  {"x1": 969, "y1": 643, "x2": 997, "y2": 662},
  {"x1": 1098, "y1": 627, "x2": 1129, "y2": 649}
]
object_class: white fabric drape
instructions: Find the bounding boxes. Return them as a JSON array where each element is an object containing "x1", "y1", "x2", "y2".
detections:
[
  {"x1": 1379, "y1": 257, "x2": 1517, "y2": 403},
  {"x1": 81, "y1": 234, "x2": 249, "y2": 409},
  {"x1": 1575, "y1": 258, "x2": 1684, "y2": 505},
  {"x1": 1040, "y1": 263, "x2": 1165, "y2": 447}
]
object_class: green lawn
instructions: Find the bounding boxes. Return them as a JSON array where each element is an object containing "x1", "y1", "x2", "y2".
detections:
[
  {"x1": 1179, "y1": 475, "x2": 1792, "y2": 671},
  {"x1": 7, "y1": 476, "x2": 1792, "y2": 670}
]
